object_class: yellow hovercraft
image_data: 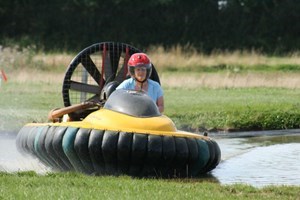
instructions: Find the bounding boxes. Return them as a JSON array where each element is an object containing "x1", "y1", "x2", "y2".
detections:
[{"x1": 16, "y1": 42, "x2": 221, "y2": 177}]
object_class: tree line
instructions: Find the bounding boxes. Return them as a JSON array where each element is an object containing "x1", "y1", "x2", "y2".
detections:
[{"x1": 0, "y1": 0, "x2": 299, "y2": 54}]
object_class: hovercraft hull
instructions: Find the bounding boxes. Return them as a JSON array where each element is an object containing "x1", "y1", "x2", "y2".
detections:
[{"x1": 16, "y1": 122, "x2": 220, "y2": 177}]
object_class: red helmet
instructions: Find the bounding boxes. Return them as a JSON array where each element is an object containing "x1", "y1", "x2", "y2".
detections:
[{"x1": 128, "y1": 53, "x2": 152, "y2": 82}]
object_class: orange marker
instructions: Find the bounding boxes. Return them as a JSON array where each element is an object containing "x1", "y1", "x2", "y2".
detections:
[{"x1": 1, "y1": 69, "x2": 7, "y2": 82}]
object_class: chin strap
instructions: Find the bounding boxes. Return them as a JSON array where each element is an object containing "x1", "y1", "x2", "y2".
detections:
[
  {"x1": 135, "y1": 78, "x2": 147, "y2": 91},
  {"x1": 140, "y1": 82, "x2": 143, "y2": 92}
]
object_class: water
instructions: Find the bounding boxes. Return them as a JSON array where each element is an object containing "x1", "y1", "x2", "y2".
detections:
[
  {"x1": 0, "y1": 130, "x2": 299, "y2": 187},
  {"x1": 212, "y1": 134, "x2": 300, "y2": 187},
  {"x1": 0, "y1": 131, "x2": 49, "y2": 173}
]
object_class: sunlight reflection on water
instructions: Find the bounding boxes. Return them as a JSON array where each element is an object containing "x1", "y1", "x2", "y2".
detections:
[{"x1": 213, "y1": 135, "x2": 300, "y2": 187}]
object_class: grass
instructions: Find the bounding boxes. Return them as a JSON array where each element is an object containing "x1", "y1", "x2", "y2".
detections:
[
  {"x1": 0, "y1": 80, "x2": 62, "y2": 131},
  {"x1": 160, "y1": 72, "x2": 300, "y2": 88},
  {"x1": 2, "y1": 45, "x2": 300, "y2": 74},
  {"x1": 1, "y1": 45, "x2": 300, "y2": 132},
  {"x1": 0, "y1": 172, "x2": 299, "y2": 200},
  {"x1": 1, "y1": 74, "x2": 300, "y2": 132},
  {"x1": 164, "y1": 87, "x2": 300, "y2": 131},
  {"x1": 147, "y1": 46, "x2": 300, "y2": 72},
  {"x1": 1, "y1": 46, "x2": 300, "y2": 198}
]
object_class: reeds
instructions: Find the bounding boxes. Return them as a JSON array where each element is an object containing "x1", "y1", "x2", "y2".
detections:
[
  {"x1": 148, "y1": 45, "x2": 300, "y2": 70},
  {"x1": 1, "y1": 45, "x2": 300, "y2": 88}
]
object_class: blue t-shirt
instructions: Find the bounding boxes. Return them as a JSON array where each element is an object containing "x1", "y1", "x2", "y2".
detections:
[{"x1": 116, "y1": 78, "x2": 163, "y2": 102}]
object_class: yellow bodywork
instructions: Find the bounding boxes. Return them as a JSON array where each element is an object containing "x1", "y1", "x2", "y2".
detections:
[{"x1": 27, "y1": 108, "x2": 206, "y2": 139}]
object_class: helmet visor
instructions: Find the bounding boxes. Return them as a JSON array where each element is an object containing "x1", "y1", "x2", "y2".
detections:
[{"x1": 134, "y1": 66, "x2": 147, "y2": 72}]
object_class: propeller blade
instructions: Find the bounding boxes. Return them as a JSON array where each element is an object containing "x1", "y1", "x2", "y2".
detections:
[
  {"x1": 115, "y1": 45, "x2": 130, "y2": 83},
  {"x1": 81, "y1": 54, "x2": 102, "y2": 85},
  {"x1": 69, "y1": 81, "x2": 101, "y2": 94}
]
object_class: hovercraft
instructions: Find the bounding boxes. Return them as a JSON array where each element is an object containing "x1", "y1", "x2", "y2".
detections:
[{"x1": 16, "y1": 42, "x2": 221, "y2": 177}]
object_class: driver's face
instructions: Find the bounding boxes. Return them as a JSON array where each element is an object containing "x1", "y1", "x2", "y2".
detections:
[{"x1": 134, "y1": 67, "x2": 147, "y2": 82}]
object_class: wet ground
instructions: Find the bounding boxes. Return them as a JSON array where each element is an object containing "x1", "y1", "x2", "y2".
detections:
[{"x1": 0, "y1": 130, "x2": 299, "y2": 187}]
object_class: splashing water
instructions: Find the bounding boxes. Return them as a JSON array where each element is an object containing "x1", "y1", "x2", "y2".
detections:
[{"x1": 0, "y1": 131, "x2": 50, "y2": 174}]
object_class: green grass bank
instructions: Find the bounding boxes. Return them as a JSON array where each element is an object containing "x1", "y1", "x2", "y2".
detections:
[{"x1": 0, "y1": 172, "x2": 299, "y2": 200}]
